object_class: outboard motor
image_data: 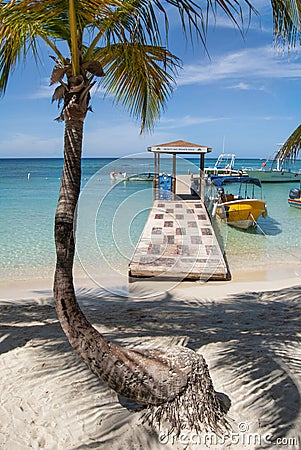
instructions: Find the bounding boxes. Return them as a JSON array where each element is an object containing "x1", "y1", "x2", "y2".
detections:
[{"x1": 289, "y1": 188, "x2": 301, "y2": 199}]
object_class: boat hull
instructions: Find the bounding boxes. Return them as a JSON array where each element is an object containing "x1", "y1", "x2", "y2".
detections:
[
  {"x1": 205, "y1": 169, "x2": 248, "y2": 177},
  {"x1": 288, "y1": 198, "x2": 301, "y2": 208},
  {"x1": 215, "y1": 199, "x2": 267, "y2": 229},
  {"x1": 248, "y1": 169, "x2": 301, "y2": 183},
  {"x1": 127, "y1": 173, "x2": 154, "y2": 181}
]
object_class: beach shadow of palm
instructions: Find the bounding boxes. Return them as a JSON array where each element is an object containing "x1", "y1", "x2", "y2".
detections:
[
  {"x1": 0, "y1": 285, "x2": 300, "y2": 449},
  {"x1": 76, "y1": 284, "x2": 300, "y2": 447},
  {"x1": 0, "y1": 301, "x2": 61, "y2": 354}
]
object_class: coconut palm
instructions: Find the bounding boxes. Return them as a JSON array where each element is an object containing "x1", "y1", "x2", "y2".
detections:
[
  {"x1": 272, "y1": 0, "x2": 301, "y2": 160},
  {"x1": 0, "y1": 0, "x2": 260, "y2": 435}
]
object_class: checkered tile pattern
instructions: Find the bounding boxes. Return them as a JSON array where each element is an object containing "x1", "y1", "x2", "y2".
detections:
[{"x1": 129, "y1": 199, "x2": 228, "y2": 280}]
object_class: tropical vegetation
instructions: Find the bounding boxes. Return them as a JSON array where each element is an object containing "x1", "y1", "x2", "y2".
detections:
[{"x1": 272, "y1": 0, "x2": 301, "y2": 160}]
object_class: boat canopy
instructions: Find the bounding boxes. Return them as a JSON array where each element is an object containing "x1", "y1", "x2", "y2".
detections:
[{"x1": 210, "y1": 176, "x2": 262, "y2": 188}]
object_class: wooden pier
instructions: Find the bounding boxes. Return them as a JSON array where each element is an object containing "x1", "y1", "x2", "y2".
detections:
[
  {"x1": 128, "y1": 140, "x2": 230, "y2": 281},
  {"x1": 129, "y1": 197, "x2": 229, "y2": 281}
]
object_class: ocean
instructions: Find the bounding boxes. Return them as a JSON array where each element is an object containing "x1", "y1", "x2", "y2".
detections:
[{"x1": 1, "y1": 156, "x2": 301, "y2": 286}]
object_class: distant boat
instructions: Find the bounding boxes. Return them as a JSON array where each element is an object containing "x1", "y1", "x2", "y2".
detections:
[
  {"x1": 246, "y1": 155, "x2": 301, "y2": 183},
  {"x1": 110, "y1": 171, "x2": 154, "y2": 181},
  {"x1": 127, "y1": 172, "x2": 154, "y2": 181},
  {"x1": 204, "y1": 153, "x2": 248, "y2": 178},
  {"x1": 288, "y1": 187, "x2": 301, "y2": 208},
  {"x1": 110, "y1": 171, "x2": 127, "y2": 181},
  {"x1": 209, "y1": 176, "x2": 267, "y2": 230}
]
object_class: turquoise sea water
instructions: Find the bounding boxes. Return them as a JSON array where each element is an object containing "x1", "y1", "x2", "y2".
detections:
[{"x1": 1, "y1": 157, "x2": 301, "y2": 283}]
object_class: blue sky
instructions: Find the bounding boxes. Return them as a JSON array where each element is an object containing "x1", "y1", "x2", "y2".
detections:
[{"x1": 0, "y1": 0, "x2": 300, "y2": 159}]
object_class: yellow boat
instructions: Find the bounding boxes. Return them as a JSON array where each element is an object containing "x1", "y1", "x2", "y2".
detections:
[{"x1": 210, "y1": 176, "x2": 267, "y2": 229}]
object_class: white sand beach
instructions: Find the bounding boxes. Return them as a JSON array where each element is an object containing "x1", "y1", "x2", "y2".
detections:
[{"x1": 0, "y1": 269, "x2": 300, "y2": 450}]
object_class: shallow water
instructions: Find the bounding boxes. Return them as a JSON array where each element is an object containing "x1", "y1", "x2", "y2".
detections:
[{"x1": 1, "y1": 156, "x2": 301, "y2": 283}]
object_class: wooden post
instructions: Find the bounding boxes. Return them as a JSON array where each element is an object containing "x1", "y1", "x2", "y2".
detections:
[
  {"x1": 172, "y1": 153, "x2": 176, "y2": 194},
  {"x1": 154, "y1": 152, "x2": 157, "y2": 199},
  {"x1": 199, "y1": 153, "x2": 205, "y2": 199},
  {"x1": 200, "y1": 153, "x2": 205, "y2": 171}
]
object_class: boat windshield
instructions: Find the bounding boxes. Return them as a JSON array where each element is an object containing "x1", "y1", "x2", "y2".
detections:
[
  {"x1": 211, "y1": 176, "x2": 262, "y2": 187},
  {"x1": 210, "y1": 176, "x2": 262, "y2": 199},
  {"x1": 214, "y1": 154, "x2": 235, "y2": 170}
]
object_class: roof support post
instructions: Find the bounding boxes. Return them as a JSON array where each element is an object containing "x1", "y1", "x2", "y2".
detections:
[{"x1": 172, "y1": 153, "x2": 176, "y2": 194}]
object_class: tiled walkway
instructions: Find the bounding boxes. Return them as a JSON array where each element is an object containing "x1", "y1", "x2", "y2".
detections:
[{"x1": 129, "y1": 199, "x2": 229, "y2": 280}]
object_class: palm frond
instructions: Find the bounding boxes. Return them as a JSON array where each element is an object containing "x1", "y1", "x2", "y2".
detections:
[
  {"x1": 52, "y1": 84, "x2": 66, "y2": 107},
  {"x1": 83, "y1": 0, "x2": 167, "y2": 63},
  {"x1": 69, "y1": 0, "x2": 80, "y2": 75},
  {"x1": 97, "y1": 43, "x2": 181, "y2": 132},
  {"x1": 50, "y1": 65, "x2": 67, "y2": 85},
  {"x1": 82, "y1": 60, "x2": 104, "y2": 76},
  {"x1": 154, "y1": 0, "x2": 257, "y2": 41},
  {"x1": 0, "y1": 0, "x2": 68, "y2": 93},
  {"x1": 276, "y1": 124, "x2": 301, "y2": 161},
  {"x1": 271, "y1": 0, "x2": 301, "y2": 48},
  {"x1": 83, "y1": 0, "x2": 257, "y2": 64}
]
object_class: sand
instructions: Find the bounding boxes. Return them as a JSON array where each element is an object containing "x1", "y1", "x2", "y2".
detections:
[{"x1": 0, "y1": 271, "x2": 300, "y2": 450}]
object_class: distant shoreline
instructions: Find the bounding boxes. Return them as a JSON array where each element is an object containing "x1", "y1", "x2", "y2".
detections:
[{"x1": 2, "y1": 156, "x2": 300, "y2": 160}]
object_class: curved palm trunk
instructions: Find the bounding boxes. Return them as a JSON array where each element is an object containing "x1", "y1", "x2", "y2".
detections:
[
  {"x1": 53, "y1": 117, "x2": 188, "y2": 404},
  {"x1": 53, "y1": 106, "x2": 228, "y2": 437}
]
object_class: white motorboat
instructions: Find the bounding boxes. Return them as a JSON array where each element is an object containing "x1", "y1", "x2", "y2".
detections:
[
  {"x1": 246, "y1": 156, "x2": 301, "y2": 183},
  {"x1": 204, "y1": 153, "x2": 248, "y2": 178}
]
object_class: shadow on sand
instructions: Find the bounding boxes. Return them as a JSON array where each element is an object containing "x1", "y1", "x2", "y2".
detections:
[{"x1": 0, "y1": 284, "x2": 300, "y2": 448}]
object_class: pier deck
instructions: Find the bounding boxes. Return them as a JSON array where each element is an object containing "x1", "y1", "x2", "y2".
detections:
[{"x1": 129, "y1": 198, "x2": 229, "y2": 281}]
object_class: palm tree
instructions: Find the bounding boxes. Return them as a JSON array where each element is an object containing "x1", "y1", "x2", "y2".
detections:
[
  {"x1": 0, "y1": 0, "x2": 260, "y2": 436},
  {"x1": 272, "y1": 0, "x2": 301, "y2": 160}
]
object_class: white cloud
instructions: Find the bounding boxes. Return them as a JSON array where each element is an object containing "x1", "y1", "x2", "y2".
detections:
[
  {"x1": 206, "y1": 9, "x2": 263, "y2": 32},
  {"x1": 83, "y1": 121, "x2": 174, "y2": 156},
  {"x1": 226, "y1": 81, "x2": 266, "y2": 91},
  {"x1": 28, "y1": 78, "x2": 53, "y2": 99},
  {"x1": 228, "y1": 82, "x2": 253, "y2": 90},
  {"x1": 178, "y1": 46, "x2": 301, "y2": 86},
  {"x1": 159, "y1": 115, "x2": 223, "y2": 128}
]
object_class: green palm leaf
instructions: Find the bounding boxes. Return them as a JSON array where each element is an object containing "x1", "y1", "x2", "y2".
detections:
[
  {"x1": 0, "y1": 1, "x2": 69, "y2": 92},
  {"x1": 277, "y1": 125, "x2": 301, "y2": 161},
  {"x1": 272, "y1": 0, "x2": 301, "y2": 48},
  {"x1": 97, "y1": 43, "x2": 180, "y2": 131},
  {"x1": 271, "y1": 1, "x2": 301, "y2": 161}
]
